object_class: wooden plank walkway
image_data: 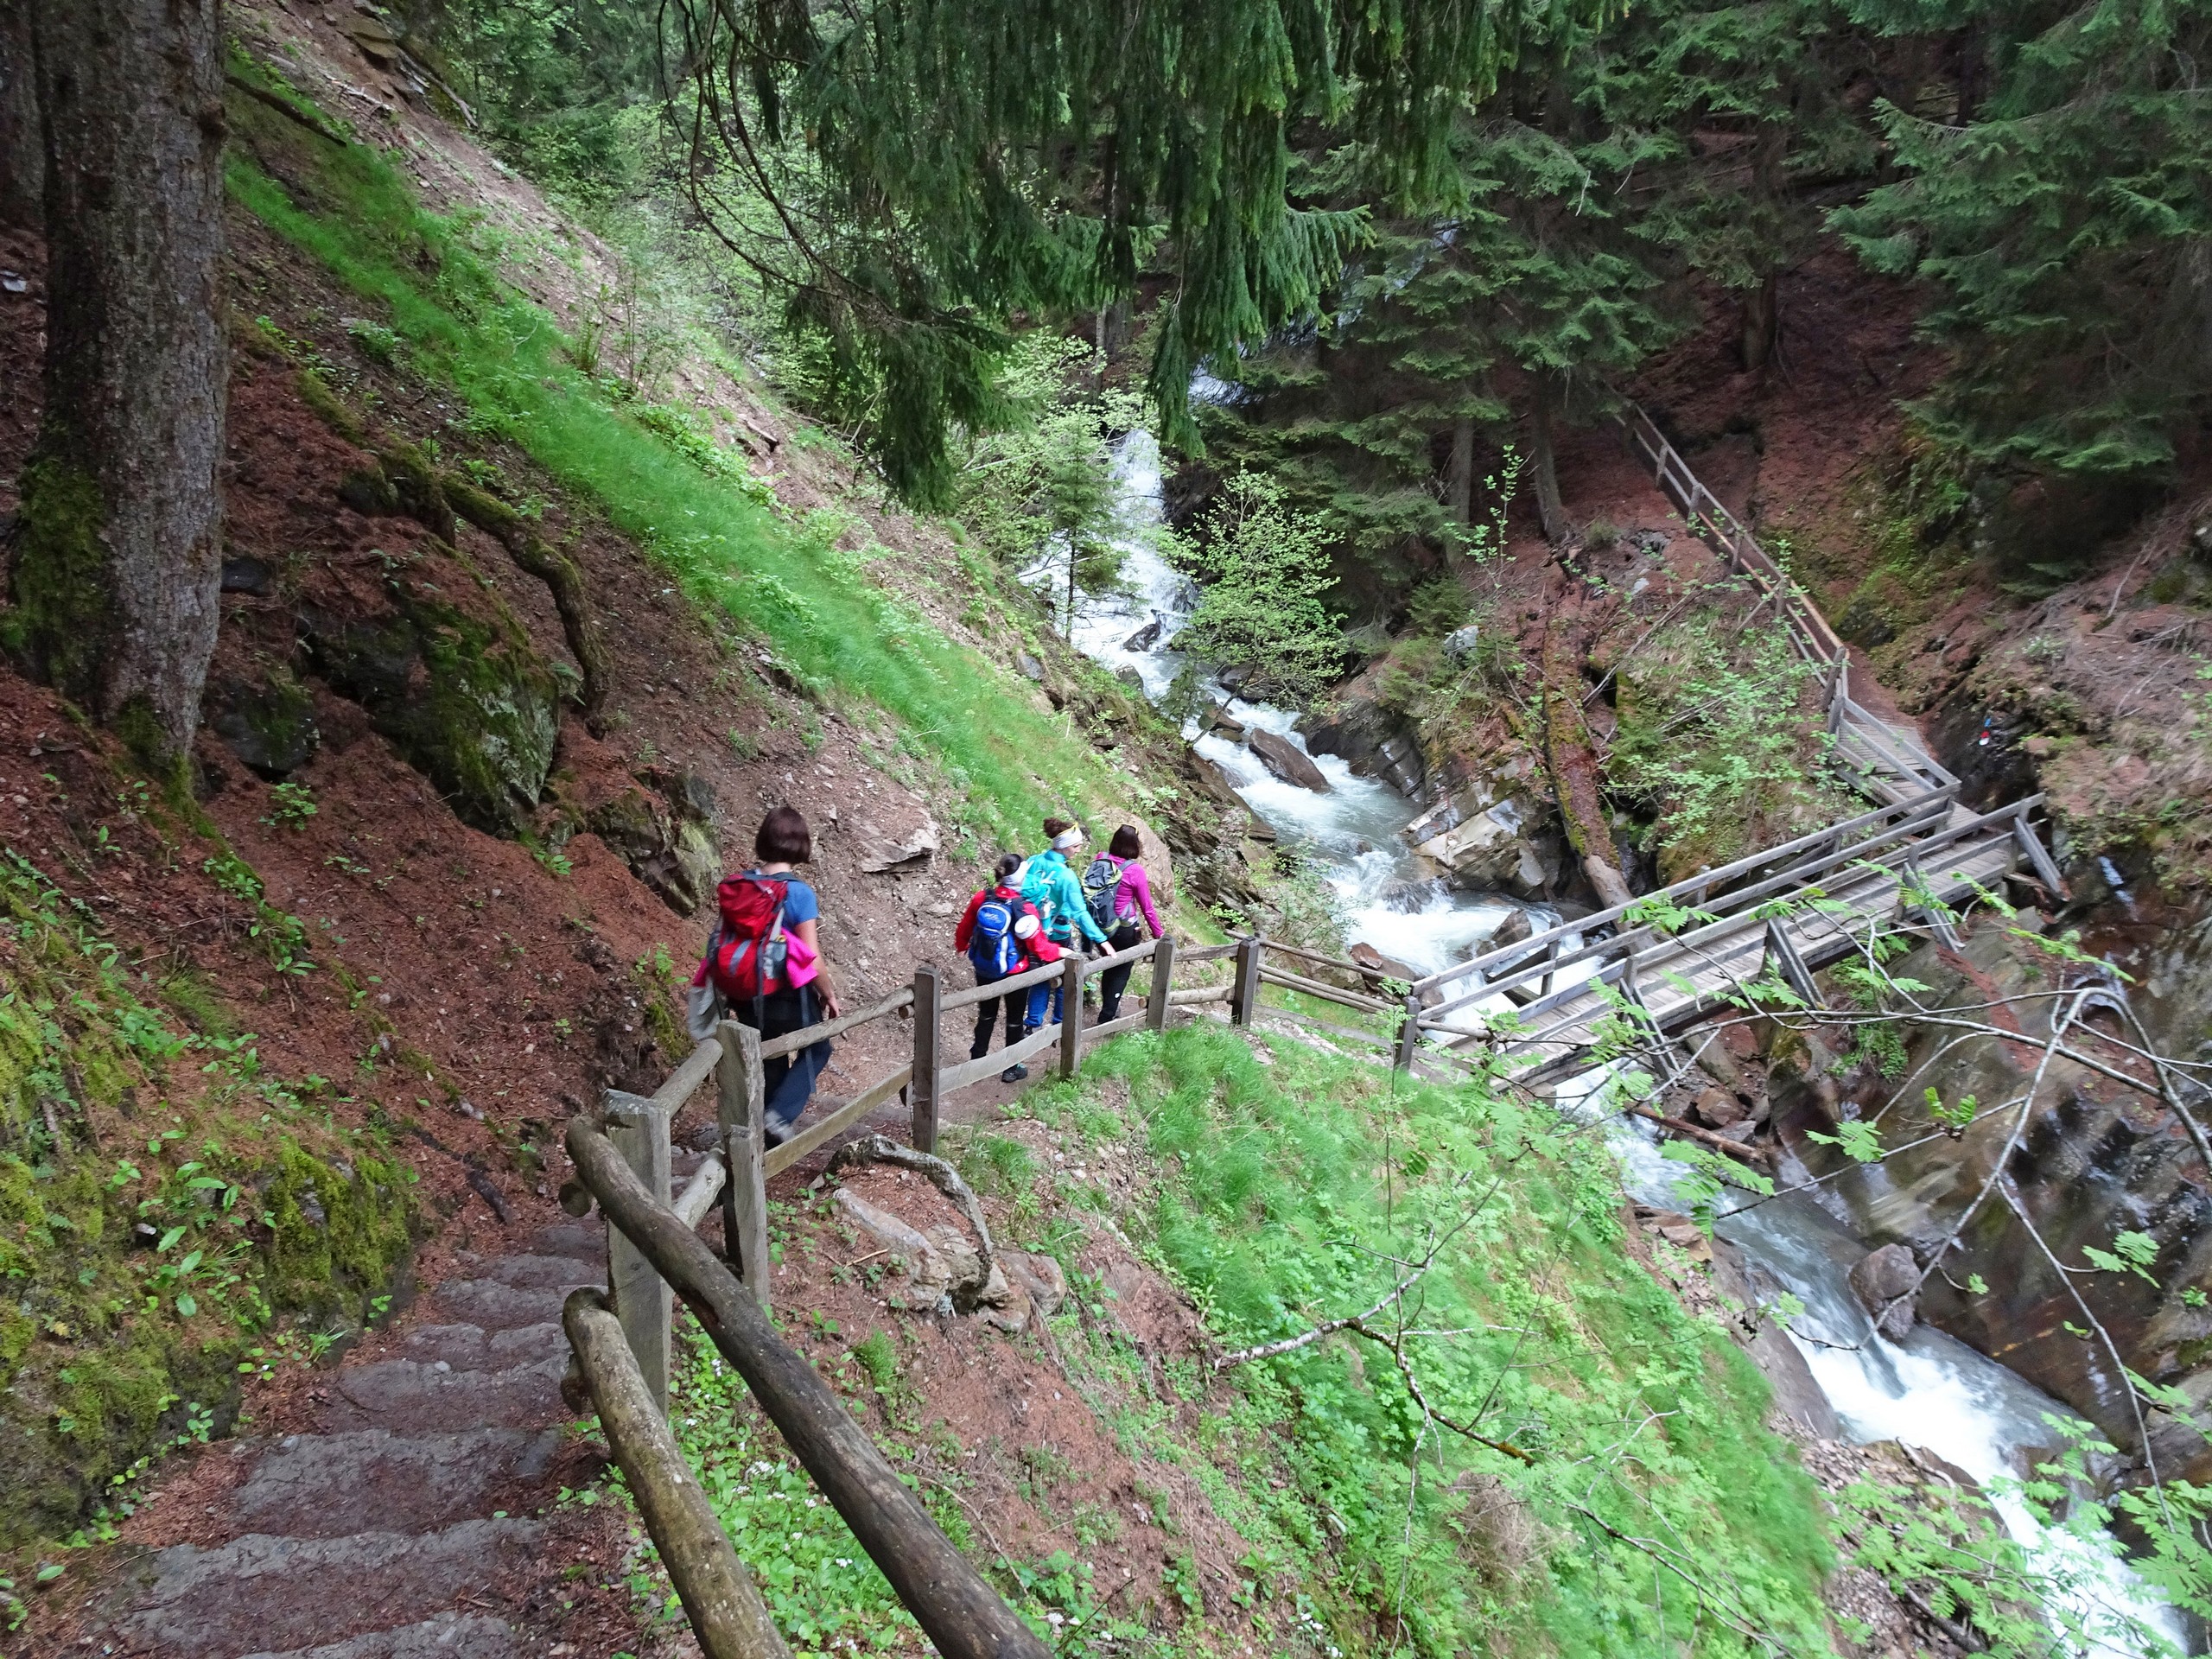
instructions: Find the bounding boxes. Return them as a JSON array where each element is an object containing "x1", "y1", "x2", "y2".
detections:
[{"x1": 1417, "y1": 798, "x2": 2040, "y2": 1089}]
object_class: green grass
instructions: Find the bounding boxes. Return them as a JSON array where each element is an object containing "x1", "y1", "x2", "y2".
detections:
[
  {"x1": 1043, "y1": 1024, "x2": 1838, "y2": 1657},
  {"x1": 223, "y1": 70, "x2": 1139, "y2": 851}
]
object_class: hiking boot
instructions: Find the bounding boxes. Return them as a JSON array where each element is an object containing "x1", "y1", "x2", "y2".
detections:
[
  {"x1": 764, "y1": 1116, "x2": 796, "y2": 1148},
  {"x1": 1000, "y1": 1063, "x2": 1029, "y2": 1084}
]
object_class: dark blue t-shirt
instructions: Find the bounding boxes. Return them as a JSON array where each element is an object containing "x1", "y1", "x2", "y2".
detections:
[{"x1": 746, "y1": 869, "x2": 818, "y2": 924}]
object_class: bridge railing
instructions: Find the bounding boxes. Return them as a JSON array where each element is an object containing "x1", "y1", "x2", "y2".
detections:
[{"x1": 1619, "y1": 403, "x2": 1956, "y2": 799}]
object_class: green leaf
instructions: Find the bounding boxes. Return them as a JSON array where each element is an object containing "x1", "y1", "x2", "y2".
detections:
[
  {"x1": 156, "y1": 1225, "x2": 186, "y2": 1252},
  {"x1": 175, "y1": 1293, "x2": 198, "y2": 1319}
]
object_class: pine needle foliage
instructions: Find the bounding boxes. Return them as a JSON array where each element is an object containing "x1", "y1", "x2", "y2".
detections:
[
  {"x1": 1832, "y1": 0, "x2": 2212, "y2": 477},
  {"x1": 660, "y1": 0, "x2": 1598, "y2": 504}
]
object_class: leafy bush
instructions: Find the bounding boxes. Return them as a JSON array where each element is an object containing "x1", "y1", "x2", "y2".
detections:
[{"x1": 1172, "y1": 474, "x2": 1345, "y2": 701}]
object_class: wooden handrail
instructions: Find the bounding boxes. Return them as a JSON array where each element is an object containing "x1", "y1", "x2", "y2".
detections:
[
  {"x1": 938, "y1": 956, "x2": 1065, "y2": 1012},
  {"x1": 564, "y1": 1289, "x2": 792, "y2": 1659},
  {"x1": 1258, "y1": 966, "x2": 1395, "y2": 1015},
  {"x1": 759, "y1": 985, "x2": 915, "y2": 1059},
  {"x1": 567, "y1": 1120, "x2": 1053, "y2": 1659},
  {"x1": 653, "y1": 1041, "x2": 724, "y2": 1113},
  {"x1": 762, "y1": 1064, "x2": 912, "y2": 1177},
  {"x1": 1259, "y1": 938, "x2": 1371, "y2": 975},
  {"x1": 1411, "y1": 791, "x2": 1953, "y2": 995}
]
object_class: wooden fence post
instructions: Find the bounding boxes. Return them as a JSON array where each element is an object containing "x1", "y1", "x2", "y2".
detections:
[
  {"x1": 1058, "y1": 953, "x2": 1086, "y2": 1078},
  {"x1": 1394, "y1": 992, "x2": 1421, "y2": 1071},
  {"x1": 604, "y1": 1087, "x2": 673, "y2": 1412},
  {"x1": 1230, "y1": 934, "x2": 1262, "y2": 1027},
  {"x1": 910, "y1": 963, "x2": 942, "y2": 1154},
  {"x1": 1145, "y1": 935, "x2": 1177, "y2": 1032},
  {"x1": 715, "y1": 1020, "x2": 770, "y2": 1307}
]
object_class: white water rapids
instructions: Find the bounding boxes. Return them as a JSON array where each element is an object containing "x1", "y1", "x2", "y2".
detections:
[{"x1": 1031, "y1": 430, "x2": 2190, "y2": 1654}]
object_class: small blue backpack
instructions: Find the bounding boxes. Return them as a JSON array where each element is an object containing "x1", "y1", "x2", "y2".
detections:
[{"x1": 968, "y1": 888, "x2": 1024, "y2": 976}]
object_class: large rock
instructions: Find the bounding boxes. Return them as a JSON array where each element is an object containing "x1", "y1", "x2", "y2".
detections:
[
  {"x1": 301, "y1": 553, "x2": 559, "y2": 836},
  {"x1": 1848, "y1": 1243, "x2": 1921, "y2": 1342},
  {"x1": 1404, "y1": 779, "x2": 1561, "y2": 898},
  {"x1": 1302, "y1": 696, "x2": 1426, "y2": 798},
  {"x1": 1349, "y1": 942, "x2": 1421, "y2": 990},
  {"x1": 1246, "y1": 728, "x2": 1332, "y2": 792},
  {"x1": 583, "y1": 775, "x2": 721, "y2": 915}
]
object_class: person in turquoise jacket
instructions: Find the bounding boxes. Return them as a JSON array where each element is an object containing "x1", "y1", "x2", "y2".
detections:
[{"x1": 1018, "y1": 817, "x2": 1109, "y2": 1029}]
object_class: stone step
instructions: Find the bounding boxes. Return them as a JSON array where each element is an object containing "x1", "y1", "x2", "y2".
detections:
[
  {"x1": 229, "y1": 1429, "x2": 561, "y2": 1540},
  {"x1": 528, "y1": 1220, "x2": 605, "y2": 1262},
  {"x1": 316, "y1": 1355, "x2": 568, "y2": 1433},
  {"x1": 108, "y1": 1518, "x2": 543, "y2": 1659},
  {"x1": 242, "y1": 1611, "x2": 521, "y2": 1659},
  {"x1": 426, "y1": 1279, "x2": 577, "y2": 1332},
  {"x1": 452, "y1": 1252, "x2": 603, "y2": 1292},
  {"x1": 400, "y1": 1321, "x2": 561, "y2": 1370}
]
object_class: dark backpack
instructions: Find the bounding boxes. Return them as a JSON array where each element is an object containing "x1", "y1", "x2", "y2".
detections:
[
  {"x1": 1081, "y1": 854, "x2": 1127, "y2": 931},
  {"x1": 706, "y1": 874, "x2": 789, "y2": 1007},
  {"x1": 967, "y1": 886, "x2": 1024, "y2": 978}
]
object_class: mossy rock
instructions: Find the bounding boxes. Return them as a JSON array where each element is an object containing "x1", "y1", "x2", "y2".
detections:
[
  {"x1": 583, "y1": 777, "x2": 721, "y2": 914},
  {"x1": 302, "y1": 552, "x2": 558, "y2": 836},
  {"x1": 207, "y1": 668, "x2": 321, "y2": 779}
]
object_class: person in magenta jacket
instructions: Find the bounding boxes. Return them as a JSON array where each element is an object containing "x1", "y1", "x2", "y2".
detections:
[{"x1": 1093, "y1": 823, "x2": 1165, "y2": 1021}]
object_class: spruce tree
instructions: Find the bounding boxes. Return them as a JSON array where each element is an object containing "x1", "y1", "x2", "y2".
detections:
[
  {"x1": 658, "y1": 0, "x2": 1581, "y2": 504},
  {"x1": 1833, "y1": 0, "x2": 2212, "y2": 477}
]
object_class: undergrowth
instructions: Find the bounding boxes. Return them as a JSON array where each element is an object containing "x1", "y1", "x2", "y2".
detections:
[
  {"x1": 1058, "y1": 1025, "x2": 1838, "y2": 1656},
  {"x1": 0, "y1": 848, "x2": 414, "y2": 1577},
  {"x1": 222, "y1": 60, "x2": 1139, "y2": 850}
]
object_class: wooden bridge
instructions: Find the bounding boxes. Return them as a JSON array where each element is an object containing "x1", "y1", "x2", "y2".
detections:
[{"x1": 1383, "y1": 405, "x2": 2063, "y2": 1091}]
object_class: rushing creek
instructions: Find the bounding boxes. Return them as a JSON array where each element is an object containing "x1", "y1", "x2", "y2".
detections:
[{"x1": 1031, "y1": 431, "x2": 2188, "y2": 1653}]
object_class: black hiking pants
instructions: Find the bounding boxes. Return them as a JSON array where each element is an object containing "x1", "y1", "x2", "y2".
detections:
[
  {"x1": 970, "y1": 968, "x2": 1030, "y2": 1058},
  {"x1": 1097, "y1": 922, "x2": 1142, "y2": 1020}
]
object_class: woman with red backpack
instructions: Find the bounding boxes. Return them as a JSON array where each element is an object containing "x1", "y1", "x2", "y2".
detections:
[
  {"x1": 688, "y1": 806, "x2": 842, "y2": 1145},
  {"x1": 953, "y1": 854, "x2": 1058, "y2": 1083}
]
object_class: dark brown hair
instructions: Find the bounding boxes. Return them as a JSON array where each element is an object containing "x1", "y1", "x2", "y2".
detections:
[
  {"x1": 1109, "y1": 824, "x2": 1142, "y2": 861},
  {"x1": 1041, "y1": 816, "x2": 1075, "y2": 840},
  {"x1": 754, "y1": 805, "x2": 812, "y2": 864},
  {"x1": 995, "y1": 853, "x2": 1022, "y2": 880}
]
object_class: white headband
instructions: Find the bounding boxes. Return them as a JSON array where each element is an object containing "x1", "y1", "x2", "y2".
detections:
[{"x1": 1052, "y1": 827, "x2": 1083, "y2": 850}]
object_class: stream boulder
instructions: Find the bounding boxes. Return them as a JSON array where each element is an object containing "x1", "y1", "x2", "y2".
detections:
[
  {"x1": 1847, "y1": 1243, "x2": 1921, "y2": 1341},
  {"x1": 1302, "y1": 695, "x2": 1427, "y2": 798},
  {"x1": 1247, "y1": 728, "x2": 1332, "y2": 793},
  {"x1": 1403, "y1": 771, "x2": 1562, "y2": 898}
]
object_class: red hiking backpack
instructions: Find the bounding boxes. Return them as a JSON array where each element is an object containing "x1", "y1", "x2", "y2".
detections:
[{"x1": 705, "y1": 874, "x2": 790, "y2": 1006}]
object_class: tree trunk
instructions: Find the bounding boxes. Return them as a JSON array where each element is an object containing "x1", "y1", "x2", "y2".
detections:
[
  {"x1": 0, "y1": 2, "x2": 41, "y2": 227},
  {"x1": 1529, "y1": 373, "x2": 1568, "y2": 545},
  {"x1": 1446, "y1": 416, "x2": 1475, "y2": 531},
  {"x1": 1738, "y1": 271, "x2": 1778, "y2": 374},
  {"x1": 11, "y1": 0, "x2": 226, "y2": 769},
  {"x1": 1541, "y1": 582, "x2": 1633, "y2": 911}
]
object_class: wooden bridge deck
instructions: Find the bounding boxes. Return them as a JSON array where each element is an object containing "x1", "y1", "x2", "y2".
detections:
[{"x1": 1423, "y1": 800, "x2": 2036, "y2": 1089}]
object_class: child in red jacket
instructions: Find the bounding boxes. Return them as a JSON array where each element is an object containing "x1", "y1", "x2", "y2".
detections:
[{"x1": 954, "y1": 855, "x2": 1059, "y2": 1081}]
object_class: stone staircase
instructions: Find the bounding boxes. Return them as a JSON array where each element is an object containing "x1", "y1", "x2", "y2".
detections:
[{"x1": 93, "y1": 1221, "x2": 607, "y2": 1659}]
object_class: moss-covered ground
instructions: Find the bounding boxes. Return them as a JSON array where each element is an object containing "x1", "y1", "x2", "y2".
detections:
[{"x1": 0, "y1": 848, "x2": 415, "y2": 1574}]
